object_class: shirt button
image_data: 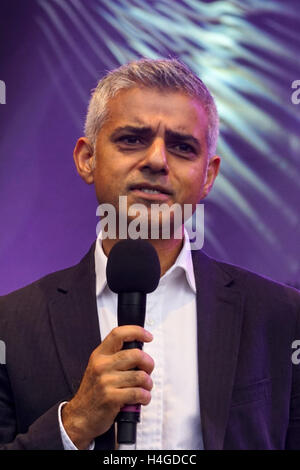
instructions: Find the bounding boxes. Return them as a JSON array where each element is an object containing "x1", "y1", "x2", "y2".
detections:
[{"x1": 146, "y1": 318, "x2": 155, "y2": 326}]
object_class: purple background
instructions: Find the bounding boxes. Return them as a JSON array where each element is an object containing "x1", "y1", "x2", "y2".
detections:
[{"x1": 0, "y1": 0, "x2": 299, "y2": 295}]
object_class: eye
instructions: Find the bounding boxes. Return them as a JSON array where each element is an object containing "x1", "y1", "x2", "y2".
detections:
[
  {"x1": 119, "y1": 135, "x2": 142, "y2": 145},
  {"x1": 172, "y1": 143, "x2": 196, "y2": 154}
]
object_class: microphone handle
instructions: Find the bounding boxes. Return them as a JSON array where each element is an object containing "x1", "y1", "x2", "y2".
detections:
[
  {"x1": 116, "y1": 292, "x2": 146, "y2": 444},
  {"x1": 117, "y1": 292, "x2": 146, "y2": 326}
]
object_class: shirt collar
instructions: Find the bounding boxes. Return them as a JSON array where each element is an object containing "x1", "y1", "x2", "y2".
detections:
[{"x1": 94, "y1": 228, "x2": 196, "y2": 297}]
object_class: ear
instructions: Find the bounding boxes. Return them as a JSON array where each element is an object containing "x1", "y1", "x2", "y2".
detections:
[
  {"x1": 73, "y1": 137, "x2": 95, "y2": 185},
  {"x1": 202, "y1": 155, "x2": 221, "y2": 199}
]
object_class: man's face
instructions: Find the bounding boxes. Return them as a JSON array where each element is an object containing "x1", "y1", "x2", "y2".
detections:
[{"x1": 83, "y1": 86, "x2": 219, "y2": 226}]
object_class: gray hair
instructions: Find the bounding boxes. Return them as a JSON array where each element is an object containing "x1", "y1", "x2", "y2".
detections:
[{"x1": 84, "y1": 57, "x2": 219, "y2": 161}]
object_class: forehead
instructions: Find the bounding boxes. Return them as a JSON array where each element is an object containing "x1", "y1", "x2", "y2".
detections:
[{"x1": 103, "y1": 86, "x2": 208, "y2": 137}]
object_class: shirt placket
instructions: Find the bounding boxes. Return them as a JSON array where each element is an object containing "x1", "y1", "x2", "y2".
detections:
[{"x1": 137, "y1": 287, "x2": 164, "y2": 449}]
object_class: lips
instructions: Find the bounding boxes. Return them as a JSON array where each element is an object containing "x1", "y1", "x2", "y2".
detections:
[
  {"x1": 129, "y1": 182, "x2": 173, "y2": 202},
  {"x1": 129, "y1": 183, "x2": 173, "y2": 195}
]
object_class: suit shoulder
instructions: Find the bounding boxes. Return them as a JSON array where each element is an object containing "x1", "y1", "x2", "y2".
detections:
[
  {"x1": 214, "y1": 258, "x2": 300, "y2": 307},
  {"x1": 0, "y1": 265, "x2": 76, "y2": 313},
  {"x1": 0, "y1": 242, "x2": 96, "y2": 313}
]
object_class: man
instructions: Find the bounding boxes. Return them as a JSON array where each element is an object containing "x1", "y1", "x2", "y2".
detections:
[{"x1": 0, "y1": 58, "x2": 300, "y2": 450}]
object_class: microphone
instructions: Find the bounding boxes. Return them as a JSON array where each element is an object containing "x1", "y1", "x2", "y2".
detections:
[{"x1": 106, "y1": 239, "x2": 160, "y2": 444}]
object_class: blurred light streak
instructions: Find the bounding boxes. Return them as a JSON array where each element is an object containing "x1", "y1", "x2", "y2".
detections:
[{"x1": 36, "y1": 0, "x2": 300, "y2": 278}]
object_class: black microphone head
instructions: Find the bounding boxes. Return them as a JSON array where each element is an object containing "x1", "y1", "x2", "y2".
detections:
[{"x1": 106, "y1": 239, "x2": 161, "y2": 294}]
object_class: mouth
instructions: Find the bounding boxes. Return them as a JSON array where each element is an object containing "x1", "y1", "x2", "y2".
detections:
[{"x1": 129, "y1": 183, "x2": 173, "y2": 201}]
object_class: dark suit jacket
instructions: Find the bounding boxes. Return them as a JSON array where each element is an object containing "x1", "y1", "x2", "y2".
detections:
[{"x1": 0, "y1": 242, "x2": 300, "y2": 450}]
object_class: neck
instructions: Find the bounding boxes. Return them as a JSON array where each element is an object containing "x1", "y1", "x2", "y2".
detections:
[{"x1": 101, "y1": 232, "x2": 184, "y2": 277}]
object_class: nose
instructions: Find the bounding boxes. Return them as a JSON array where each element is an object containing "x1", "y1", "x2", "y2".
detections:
[{"x1": 139, "y1": 138, "x2": 169, "y2": 175}]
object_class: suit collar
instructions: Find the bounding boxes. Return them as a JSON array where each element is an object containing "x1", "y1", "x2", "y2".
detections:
[{"x1": 94, "y1": 229, "x2": 197, "y2": 297}]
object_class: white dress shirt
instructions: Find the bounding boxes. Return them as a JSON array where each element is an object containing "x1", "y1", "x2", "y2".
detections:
[{"x1": 59, "y1": 230, "x2": 203, "y2": 450}]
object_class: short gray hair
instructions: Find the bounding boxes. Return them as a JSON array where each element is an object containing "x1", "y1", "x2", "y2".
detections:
[{"x1": 84, "y1": 57, "x2": 219, "y2": 159}]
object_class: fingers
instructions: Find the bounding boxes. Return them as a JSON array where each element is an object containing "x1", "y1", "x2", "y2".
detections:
[
  {"x1": 92, "y1": 346, "x2": 154, "y2": 376},
  {"x1": 99, "y1": 369, "x2": 153, "y2": 392},
  {"x1": 62, "y1": 325, "x2": 155, "y2": 445},
  {"x1": 89, "y1": 325, "x2": 155, "y2": 378},
  {"x1": 98, "y1": 325, "x2": 153, "y2": 355},
  {"x1": 115, "y1": 387, "x2": 152, "y2": 407},
  {"x1": 112, "y1": 347, "x2": 154, "y2": 374}
]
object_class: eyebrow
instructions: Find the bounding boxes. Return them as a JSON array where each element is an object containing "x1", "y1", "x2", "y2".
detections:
[{"x1": 110, "y1": 125, "x2": 201, "y2": 151}]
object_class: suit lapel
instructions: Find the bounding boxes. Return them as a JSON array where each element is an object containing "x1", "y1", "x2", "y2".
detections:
[
  {"x1": 48, "y1": 242, "x2": 101, "y2": 395},
  {"x1": 48, "y1": 241, "x2": 116, "y2": 449},
  {"x1": 192, "y1": 250, "x2": 244, "y2": 450}
]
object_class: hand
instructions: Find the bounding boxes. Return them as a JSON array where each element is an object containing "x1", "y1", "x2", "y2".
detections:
[{"x1": 61, "y1": 325, "x2": 154, "y2": 449}]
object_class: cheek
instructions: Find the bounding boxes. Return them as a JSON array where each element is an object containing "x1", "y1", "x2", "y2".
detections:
[
  {"x1": 95, "y1": 162, "x2": 119, "y2": 185},
  {"x1": 181, "y1": 165, "x2": 207, "y2": 196},
  {"x1": 93, "y1": 162, "x2": 128, "y2": 201}
]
